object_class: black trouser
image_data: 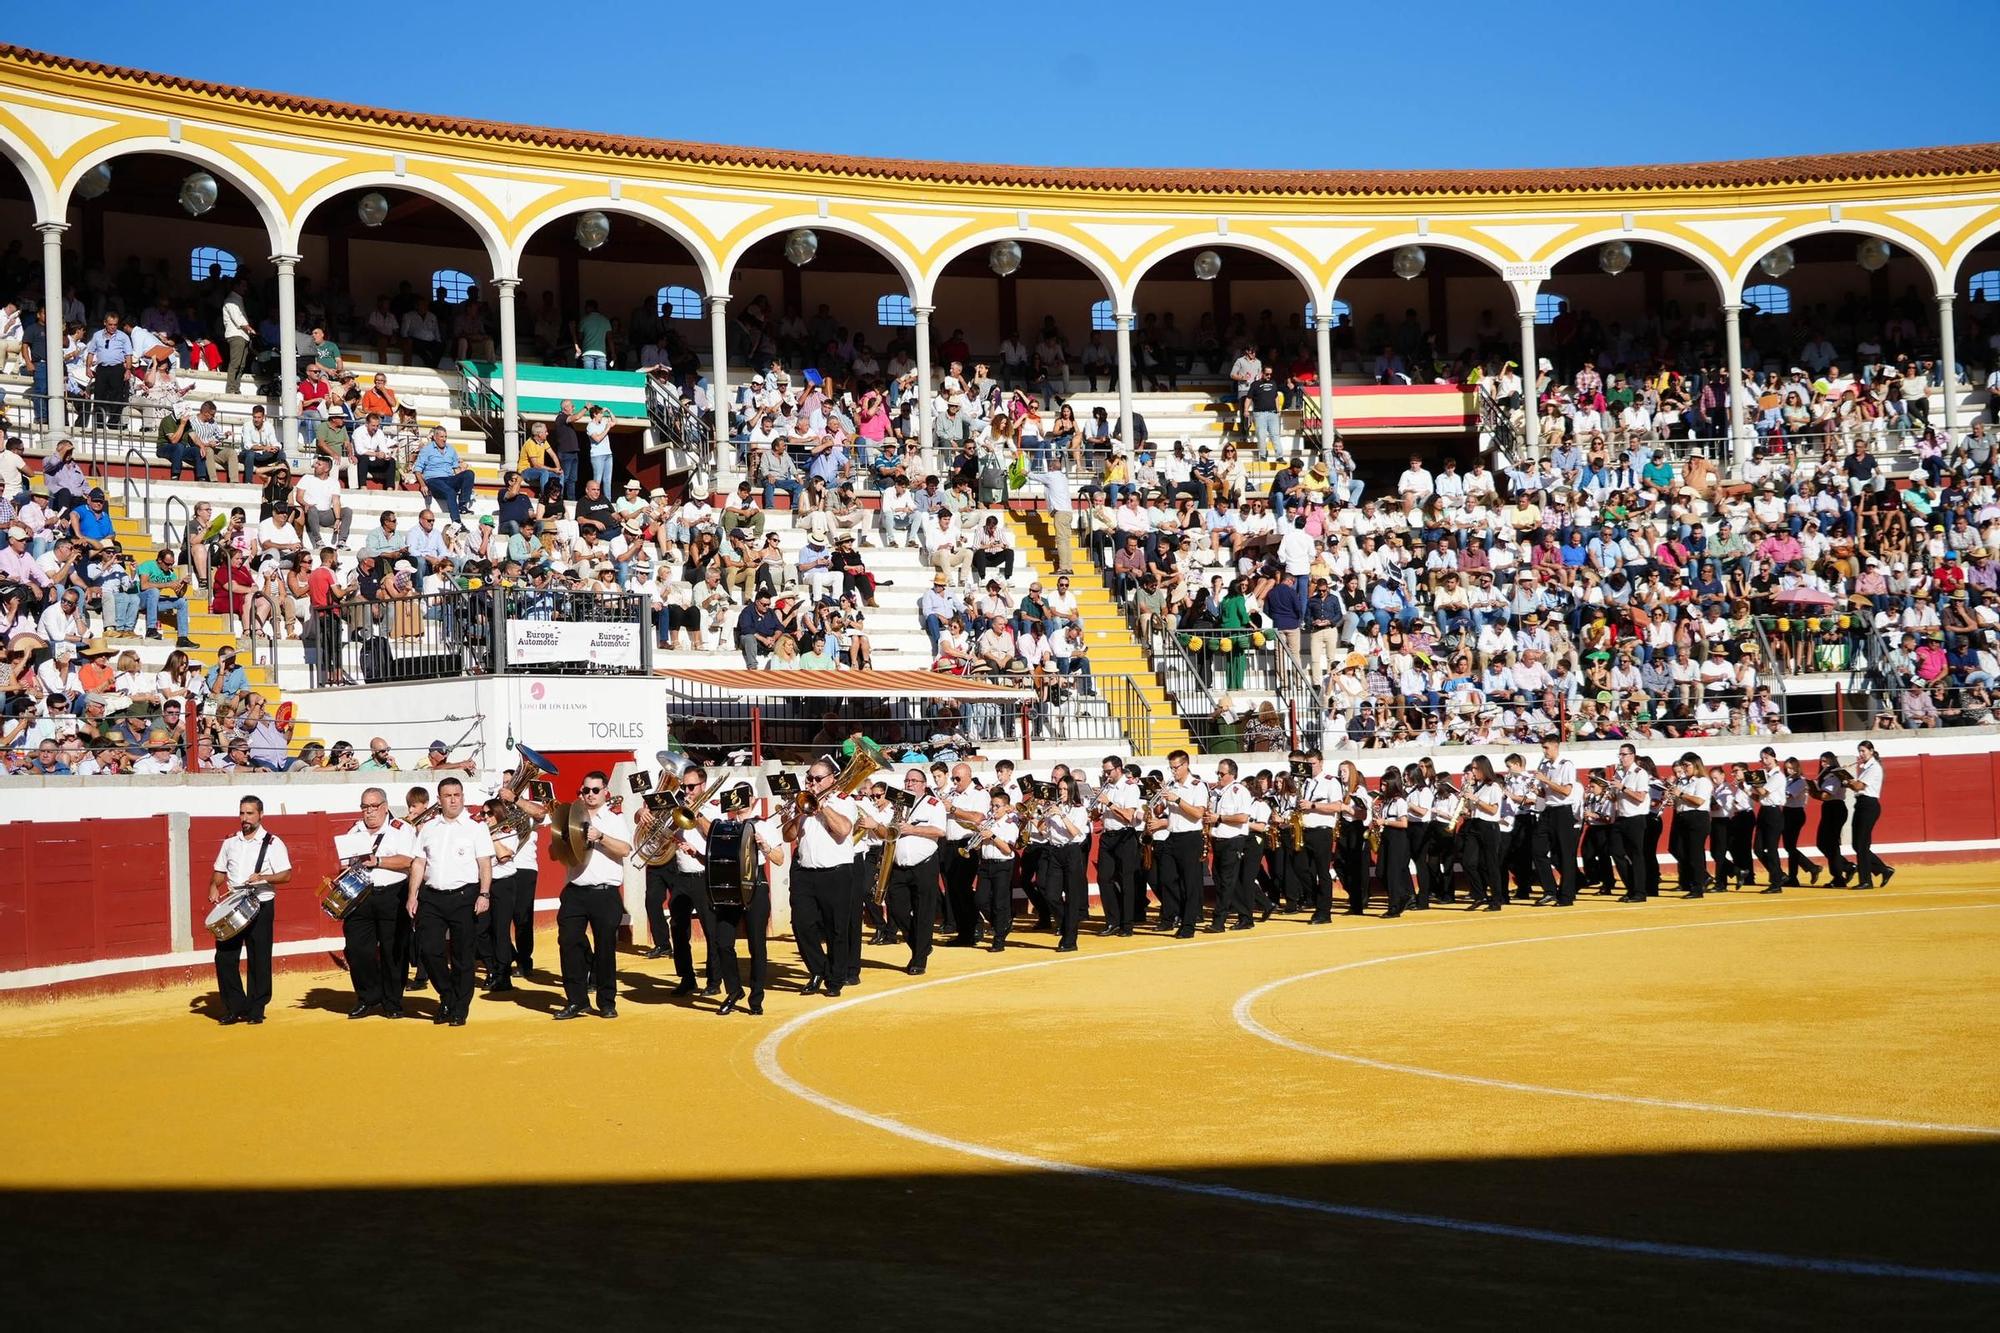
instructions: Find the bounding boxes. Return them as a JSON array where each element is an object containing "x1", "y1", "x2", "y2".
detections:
[
  {"x1": 839, "y1": 859, "x2": 865, "y2": 984},
  {"x1": 1430, "y1": 827, "x2": 1462, "y2": 903},
  {"x1": 1672, "y1": 811, "x2": 1711, "y2": 894},
  {"x1": 1019, "y1": 844, "x2": 1051, "y2": 925},
  {"x1": 1755, "y1": 806, "x2": 1786, "y2": 886},
  {"x1": 1644, "y1": 814, "x2": 1663, "y2": 897},
  {"x1": 1461, "y1": 822, "x2": 1502, "y2": 906},
  {"x1": 1505, "y1": 810, "x2": 1538, "y2": 899},
  {"x1": 1852, "y1": 795, "x2": 1890, "y2": 885},
  {"x1": 417, "y1": 886, "x2": 478, "y2": 1019},
  {"x1": 490, "y1": 865, "x2": 536, "y2": 973},
  {"x1": 1580, "y1": 825, "x2": 1614, "y2": 892},
  {"x1": 92, "y1": 363, "x2": 128, "y2": 426},
  {"x1": 792, "y1": 864, "x2": 849, "y2": 986},
  {"x1": 1210, "y1": 837, "x2": 1251, "y2": 927},
  {"x1": 710, "y1": 881, "x2": 770, "y2": 1002},
  {"x1": 644, "y1": 864, "x2": 673, "y2": 953},
  {"x1": 1816, "y1": 801, "x2": 1854, "y2": 885},
  {"x1": 557, "y1": 881, "x2": 621, "y2": 1009},
  {"x1": 1098, "y1": 829, "x2": 1138, "y2": 931},
  {"x1": 1380, "y1": 830, "x2": 1414, "y2": 915},
  {"x1": 1162, "y1": 831, "x2": 1205, "y2": 931},
  {"x1": 214, "y1": 897, "x2": 274, "y2": 1018},
  {"x1": 886, "y1": 853, "x2": 940, "y2": 966},
  {"x1": 943, "y1": 844, "x2": 980, "y2": 943},
  {"x1": 859, "y1": 850, "x2": 891, "y2": 938},
  {"x1": 1533, "y1": 805, "x2": 1580, "y2": 904},
  {"x1": 343, "y1": 878, "x2": 407, "y2": 1009},
  {"x1": 975, "y1": 857, "x2": 1015, "y2": 943},
  {"x1": 1408, "y1": 824, "x2": 1435, "y2": 907},
  {"x1": 1729, "y1": 812, "x2": 1757, "y2": 887},
  {"x1": 1781, "y1": 806, "x2": 1808, "y2": 882},
  {"x1": 1046, "y1": 842, "x2": 1088, "y2": 946},
  {"x1": 1613, "y1": 815, "x2": 1650, "y2": 898},
  {"x1": 1336, "y1": 834, "x2": 1369, "y2": 913},
  {"x1": 670, "y1": 868, "x2": 718, "y2": 987},
  {"x1": 1291, "y1": 826, "x2": 1333, "y2": 918}
]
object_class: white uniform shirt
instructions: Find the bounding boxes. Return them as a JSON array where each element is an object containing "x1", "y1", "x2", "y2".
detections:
[
  {"x1": 1041, "y1": 803, "x2": 1088, "y2": 848},
  {"x1": 1165, "y1": 776, "x2": 1210, "y2": 835},
  {"x1": 1854, "y1": 757, "x2": 1884, "y2": 799},
  {"x1": 943, "y1": 786, "x2": 991, "y2": 845},
  {"x1": 1099, "y1": 779, "x2": 1141, "y2": 832},
  {"x1": 1617, "y1": 765, "x2": 1651, "y2": 817},
  {"x1": 1406, "y1": 786, "x2": 1434, "y2": 825},
  {"x1": 798, "y1": 793, "x2": 859, "y2": 869},
  {"x1": 560, "y1": 806, "x2": 628, "y2": 887},
  {"x1": 1469, "y1": 781, "x2": 1505, "y2": 824},
  {"x1": 1535, "y1": 756, "x2": 1580, "y2": 812},
  {"x1": 1710, "y1": 783, "x2": 1737, "y2": 818},
  {"x1": 347, "y1": 815, "x2": 419, "y2": 887},
  {"x1": 417, "y1": 812, "x2": 495, "y2": 891},
  {"x1": 214, "y1": 827, "x2": 291, "y2": 902},
  {"x1": 1756, "y1": 772, "x2": 1787, "y2": 811},
  {"x1": 896, "y1": 794, "x2": 950, "y2": 866},
  {"x1": 1210, "y1": 781, "x2": 1253, "y2": 840},
  {"x1": 673, "y1": 796, "x2": 724, "y2": 875},
  {"x1": 978, "y1": 816, "x2": 1020, "y2": 861},
  {"x1": 1299, "y1": 772, "x2": 1341, "y2": 829}
]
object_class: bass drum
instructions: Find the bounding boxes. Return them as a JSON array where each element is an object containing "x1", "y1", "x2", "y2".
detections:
[{"x1": 704, "y1": 818, "x2": 759, "y2": 908}]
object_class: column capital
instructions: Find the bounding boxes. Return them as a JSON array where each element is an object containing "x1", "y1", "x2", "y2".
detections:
[
  {"x1": 1936, "y1": 290, "x2": 1956, "y2": 306},
  {"x1": 490, "y1": 276, "x2": 521, "y2": 293},
  {"x1": 269, "y1": 253, "x2": 302, "y2": 270},
  {"x1": 706, "y1": 291, "x2": 732, "y2": 309},
  {"x1": 34, "y1": 220, "x2": 67, "y2": 238},
  {"x1": 1113, "y1": 312, "x2": 1134, "y2": 331},
  {"x1": 912, "y1": 304, "x2": 936, "y2": 320},
  {"x1": 1721, "y1": 301, "x2": 1747, "y2": 316},
  {"x1": 1313, "y1": 316, "x2": 1336, "y2": 333}
]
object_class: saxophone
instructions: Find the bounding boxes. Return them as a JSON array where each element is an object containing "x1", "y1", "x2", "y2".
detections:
[
  {"x1": 871, "y1": 788, "x2": 915, "y2": 906},
  {"x1": 1289, "y1": 786, "x2": 1307, "y2": 853}
]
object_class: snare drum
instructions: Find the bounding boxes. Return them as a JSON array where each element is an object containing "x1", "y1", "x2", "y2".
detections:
[
  {"x1": 316, "y1": 865, "x2": 374, "y2": 921},
  {"x1": 704, "y1": 818, "x2": 759, "y2": 908},
  {"x1": 204, "y1": 889, "x2": 263, "y2": 942}
]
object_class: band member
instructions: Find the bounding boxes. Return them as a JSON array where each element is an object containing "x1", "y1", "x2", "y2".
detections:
[
  {"x1": 1095, "y1": 756, "x2": 1142, "y2": 937},
  {"x1": 1708, "y1": 765, "x2": 1739, "y2": 891},
  {"x1": 1159, "y1": 749, "x2": 1210, "y2": 938},
  {"x1": 1640, "y1": 756, "x2": 1666, "y2": 899},
  {"x1": 1205, "y1": 759, "x2": 1256, "y2": 931},
  {"x1": 788, "y1": 756, "x2": 859, "y2": 995},
  {"x1": 209, "y1": 795, "x2": 292, "y2": 1025},
  {"x1": 1667, "y1": 754, "x2": 1714, "y2": 897},
  {"x1": 482, "y1": 778, "x2": 542, "y2": 989},
  {"x1": 971, "y1": 790, "x2": 1020, "y2": 951},
  {"x1": 1331, "y1": 760, "x2": 1370, "y2": 915},
  {"x1": 858, "y1": 783, "x2": 897, "y2": 947},
  {"x1": 1846, "y1": 741, "x2": 1894, "y2": 889},
  {"x1": 1752, "y1": 749, "x2": 1787, "y2": 894},
  {"x1": 402, "y1": 784, "x2": 433, "y2": 992},
  {"x1": 1259, "y1": 771, "x2": 1293, "y2": 913},
  {"x1": 1528, "y1": 736, "x2": 1580, "y2": 907},
  {"x1": 1727, "y1": 764, "x2": 1759, "y2": 890},
  {"x1": 1807, "y1": 751, "x2": 1854, "y2": 887},
  {"x1": 940, "y1": 763, "x2": 990, "y2": 947},
  {"x1": 1781, "y1": 757, "x2": 1815, "y2": 886},
  {"x1": 1293, "y1": 751, "x2": 1340, "y2": 923},
  {"x1": 1403, "y1": 763, "x2": 1435, "y2": 911},
  {"x1": 1611, "y1": 744, "x2": 1651, "y2": 902},
  {"x1": 341, "y1": 787, "x2": 417, "y2": 1018},
  {"x1": 1461, "y1": 757, "x2": 1505, "y2": 911},
  {"x1": 1578, "y1": 771, "x2": 1618, "y2": 895},
  {"x1": 1141, "y1": 766, "x2": 1168, "y2": 922},
  {"x1": 1428, "y1": 772, "x2": 1464, "y2": 906},
  {"x1": 710, "y1": 787, "x2": 785, "y2": 1016},
  {"x1": 885, "y1": 768, "x2": 948, "y2": 974},
  {"x1": 1374, "y1": 767, "x2": 1414, "y2": 919},
  {"x1": 670, "y1": 766, "x2": 725, "y2": 995},
  {"x1": 1500, "y1": 753, "x2": 1537, "y2": 902},
  {"x1": 1040, "y1": 776, "x2": 1091, "y2": 951},
  {"x1": 408, "y1": 777, "x2": 493, "y2": 1026},
  {"x1": 553, "y1": 771, "x2": 633, "y2": 1020},
  {"x1": 1246, "y1": 772, "x2": 1277, "y2": 921}
]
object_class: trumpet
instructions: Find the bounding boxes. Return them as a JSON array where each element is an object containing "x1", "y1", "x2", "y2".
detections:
[{"x1": 409, "y1": 803, "x2": 442, "y2": 827}]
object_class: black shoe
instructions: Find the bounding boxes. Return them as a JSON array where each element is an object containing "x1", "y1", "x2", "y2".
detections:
[
  {"x1": 597, "y1": 1003, "x2": 618, "y2": 1019},
  {"x1": 554, "y1": 1003, "x2": 587, "y2": 1020},
  {"x1": 803, "y1": 976, "x2": 824, "y2": 995},
  {"x1": 382, "y1": 1006, "x2": 403, "y2": 1019},
  {"x1": 1097, "y1": 925, "x2": 1117, "y2": 937},
  {"x1": 1384, "y1": 910, "x2": 1403, "y2": 919},
  {"x1": 432, "y1": 1012, "x2": 451, "y2": 1025},
  {"x1": 869, "y1": 930, "x2": 892, "y2": 946},
  {"x1": 718, "y1": 996, "x2": 741, "y2": 1016},
  {"x1": 1055, "y1": 943, "x2": 1078, "y2": 952},
  {"x1": 347, "y1": 1002, "x2": 375, "y2": 1019},
  {"x1": 1309, "y1": 914, "x2": 1332, "y2": 925},
  {"x1": 1681, "y1": 890, "x2": 1704, "y2": 899},
  {"x1": 703, "y1": 981, "x2": 723, "y2": 997},
  {"x1": 907, "y1": 962, "x2": 926, "y2": 976},
  {"x1": 1204, "y1": 923, "x2": 1226, "y2": 934},
  {"x1": 248, "y1": 1014, "x2": 265, "y2": 1025},
  {"x1": 1483, "y1": 903, "x2": 1502, "y2": 911},
  {"x1": 672, "y1": 979, "x2": 697, "y2": 996},
  {"x1": 845, "y1": 972, "x2": 861, "y2": 987},
  {"x1": 1880, "y1": 866, "x2": 1896, "y2": 887},
  {"x1": 1229, "y1": 921, "x2": 1254, "y2": 931},
  {"x1": 1175, "y1": 927, "x2": 1197, "y2": 939},
  {"x1": 1759, "y1": 886, "x2": 1783, "y2": 895},
  {"x1": 1260, "y1": 902, "x2": 1274, "y2": 922},
  {"x1": 447, "y1": 1014, "x2": 466, "y2": 1027},
  {"x1": 487, "y1": 978, "x2": 512, "y2": 993},
  {"x1": 1533, "y1": 896, "x2": 1557, "y2": 906},
  {"x1": 1618, "y1": 894, "x2": 1645, "y2": 902},
  {"x1": 219, "y1": 1013, "x2": 242, "y2": 1026},
  {"x1": 991, "y1": 942, "x2": 1007, "y2": 952},
  {"x1": 646, "y1": 946, "x2": 671, "y2": 960},
  {"x1": 1806, "y1": 866, "x2": 1822, "y2": 885},
  {"x1": 1855, "y1": 881, "x2": 1874, "y2": 891},
  {"x1": 176, "y1": 636, "x2": 199, "y2": 649},
  {"x1": 824, "y1": 985, "x2": 843, "y2": 998},
  {"x1": 747, "y1": 999, "x2": 764, "y2": 1015}
]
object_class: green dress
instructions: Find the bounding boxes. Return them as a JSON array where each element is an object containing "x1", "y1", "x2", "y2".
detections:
[{"x1": 1218, "y1": 593, "x2": 1253, "y2": 691}]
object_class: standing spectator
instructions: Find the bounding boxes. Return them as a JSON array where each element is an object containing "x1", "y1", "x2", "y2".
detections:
[
  {"x1": 221, "y1": 280, "x2": 255, "y2": 394},
  {"x1": 84, "y1": 311, "x2": 133, "y2": 427}
]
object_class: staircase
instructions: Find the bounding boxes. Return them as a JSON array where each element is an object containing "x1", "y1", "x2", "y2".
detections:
[{"x1": 1002, "y1": 507, "x2": 1193, "y2": 754}]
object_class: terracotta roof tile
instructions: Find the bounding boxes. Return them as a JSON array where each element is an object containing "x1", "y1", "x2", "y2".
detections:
[{"x1": 7, "y1": 45, "x2": 1999, "y2": 198}]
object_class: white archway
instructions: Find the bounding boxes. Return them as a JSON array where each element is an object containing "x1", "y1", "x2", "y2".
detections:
[
  {"x1": 917, "y1": 227, "x2": 1119, "y2": 308},
  {"x1": 1327, "y1": 233, "x2": 1512, "y2": 296},
  {"x1": 285, "y1": 172, "x2": 508, "y2": 277},
  {"x1": 0, "y1": 126, "x2": 55, "y2": 221},
  {"x1": 506, "y1": 197, "x2": 721, "y2": 295},
  {"x1": 1724, "y1": 218, "x2": 1945, "y2": 298},
  {"x1": 719, "y1": 216, "x2": 921, "y2": 298},
  {"x1": 1539, "y1": 228, "x2": 1731, "y2": 300},
  {"x1": 1121, "y1": 233, "x2": 1326, "y2": 311},
  {"x1": 1942, "y1": 211, "x2": 2000, "y2": 291},
  {"x1": 56, "y1": 139, "x2": 285, "y2": 254}
]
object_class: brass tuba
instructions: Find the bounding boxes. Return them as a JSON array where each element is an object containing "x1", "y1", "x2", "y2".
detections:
[
  {"x1": 486, "y1": 743, "x2": 558, "y2": 839},
  {"x1": 630, "y1": 751, "x2": 699, "y2": 867}
]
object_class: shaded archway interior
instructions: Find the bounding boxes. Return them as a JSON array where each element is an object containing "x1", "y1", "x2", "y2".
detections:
[{"x1": 931, "y1": 239, "x2": 1110, "y2": 350}]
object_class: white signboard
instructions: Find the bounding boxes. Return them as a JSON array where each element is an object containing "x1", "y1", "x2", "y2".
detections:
[
  {"x1": 512, "y1": 677, "x2": 663, "y2": 752},
  {"x1": 1503, "y1": 262, "x2": 1553, "y2": 282},
  {"x1": 505, "y1": 621, "x2": 643, "y2": 670}
]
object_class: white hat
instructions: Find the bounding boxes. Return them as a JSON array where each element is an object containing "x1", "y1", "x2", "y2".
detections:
[
  {"x1": 395, "y1": 560, "x2": 416, "y2": 573},
  {"x1": 5, "y1": 526, "x2": 25, "y2": 540}
]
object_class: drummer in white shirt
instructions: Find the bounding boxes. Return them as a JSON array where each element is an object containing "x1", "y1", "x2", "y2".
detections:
[{"x1": 207, "y1": 795, "x2": 293, "y2": 1025}]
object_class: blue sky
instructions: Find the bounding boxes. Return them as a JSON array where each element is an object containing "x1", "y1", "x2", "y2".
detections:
[{"x1": 12, "y1": 1, "x2": 1997, "y2": 171}]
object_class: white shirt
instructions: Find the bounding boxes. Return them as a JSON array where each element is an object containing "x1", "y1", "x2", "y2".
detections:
[
  {"x1": 1535, "y1": 756, "x2": 1580, "y2": 812},
  {"x1": 133, "y1": 752, "x2": 182, "y2": 774},
  {"x1": 1469, "y1": 781, "x2": 1505, "y2": 824},
  {"x1": 1676, "y1": 775, "x2": 1714, "y2": 810},
  {"x1": 1854, "y1": 757, "x2": 1884, "y2": 799},
  {"x1": 1098, "y1": 778, "x2": 1141, "y2": 832},
  {"x1": 943, "y1": 786, "x2": 990, "y2": 843},
  {"x1": 416, "y1": 812, "x2": 496, "y2": 890},
  {"x1": 214, "y1": 827, "x2": 291, "y2": 901},
  {"x1": 1164, "y1": 775, "x2": 1209, "y2": 835},
  {"x1": 798, "y1": 793, "x2": 859, "y2": 869},
  {"x1": 296, "y1": 474, "x2": 342, "y2": 512},
  {"x1": 895, "y1": 794, "x2": 950, "y2": 866},
  {"x1": 673, "y1": 796, "x2": 724, "y2": 875},
  {"x1": 1616, "y1": 764, "x2": 1650, "y2": 816},
  {"x1": 1039, "y1": 803, "x2": 1089, "y2": 848},
  {"x1": 1211, "y1": 780, "x2": 1252, "y2": 840},
  {"x1": 352, "y1": 425, "x2": 395, "y2": 459},
  {"x1": 568, "y1": 805, "x2": 631, "y2": 887},
  {"x1": 1299, "y1": 772, "x2": 1341, "y2": 829},
  {"x1": 347, "y1": 815, "x2": 420, "y2": 887},
  {"x1": 978, "y1": 816, "x2": 1020, "y2": 861}
]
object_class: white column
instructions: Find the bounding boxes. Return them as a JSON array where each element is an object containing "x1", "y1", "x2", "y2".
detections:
[
  {"x1": 1114, "y1": 310, "x2": 1135, "y2": 449},
  {"x1": 1938, "y1": 292, "x2": 1960, "y2": 442},
  {"x1": 708, "y1": 293, "x2": 731, "y2": 498},
  {"x1": 1314, "y1": 313, "x2": 1336, "y2": 449},
  {"x1": 36, "y1": 221, "x2": 66, "y2": 430},
  {"x1": 1518, "y1": 307, "x2": 1539, "y2": 458},
  {"x1": 493, "y1": 277, "x2": 521, "y2": 468},
  {"x1": 914, "y1": 304, "x2": 935, "y2": 457},
  {"x1": 1722, "y1": 301, "x2": 1747, "y2": 475},
  {"x1": 273, "y1": 254, "x2": 300, "y2": 449}
]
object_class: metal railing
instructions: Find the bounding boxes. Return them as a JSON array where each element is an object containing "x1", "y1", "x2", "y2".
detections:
[{"x1": 305, "y1": 585, "x2": 652, "y2": 686}]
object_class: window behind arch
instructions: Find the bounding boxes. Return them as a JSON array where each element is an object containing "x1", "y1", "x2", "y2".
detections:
[
  {"x1": 657, "y1": 285, "x2": 702, "y2": 320},
  {"x1": 190, "y1": 245, "x2": 238, "y2": 283},
  {"x1": 1303, "y1": 299, "x2": 1352, "y2": 326},
  {"x1": 1966, "y1": 269, "x2": 2000, "y2": 302},
  {"x1": 1090, "y1": 299, "x2": 1115, "y2": 332},
  {"x1": 876, "y1": 293, "x2": 915, "y2": 327},
  {"x1": 431, "y1": 269, "x2": 477, "y2": 304},
  {"x1": 1742, "y1": 284, "x2": 1791, "y2": 316},
  {"x1": 1534, "y1": 293, "x2": 1566, "y2": 326}
]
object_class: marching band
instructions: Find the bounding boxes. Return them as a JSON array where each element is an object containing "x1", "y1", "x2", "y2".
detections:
[{"x1": 207, "y1": 740, "x2": 1903, "y2": 1026}]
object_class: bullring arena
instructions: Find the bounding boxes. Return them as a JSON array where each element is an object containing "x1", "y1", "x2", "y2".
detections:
[{"x1": 2, "y1": 39, "x2": 1999, "y2": 1328}]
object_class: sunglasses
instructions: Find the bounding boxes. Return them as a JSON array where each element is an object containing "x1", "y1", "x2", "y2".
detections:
[{"x1": 579, "y1": 785, "x2": 605, "y2": 795}]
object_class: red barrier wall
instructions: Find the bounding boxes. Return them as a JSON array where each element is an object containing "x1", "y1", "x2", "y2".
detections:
[
  {"x1": 187, "y1": 813, "x2": 357, "y2": 946},
  {"x1": 0, "y1": 818, "x2": 176, "y2": 970}
]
